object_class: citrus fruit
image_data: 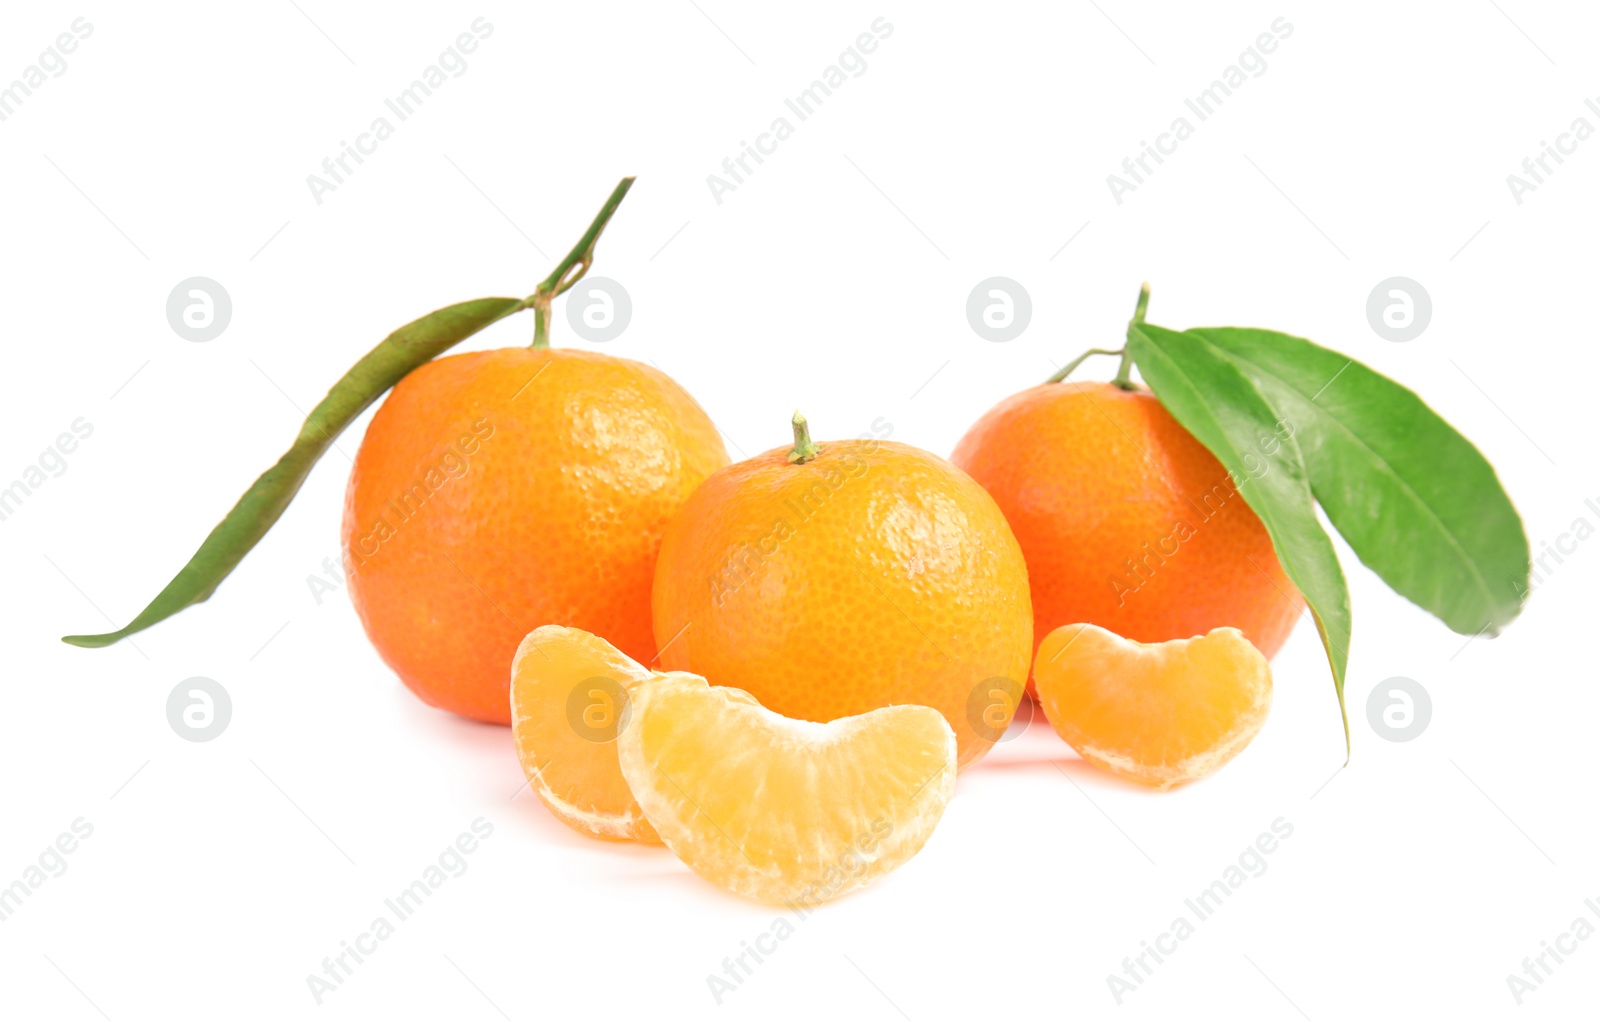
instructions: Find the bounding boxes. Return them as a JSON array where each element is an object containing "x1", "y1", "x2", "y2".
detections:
[
  {"x1": 510, "y1": 625, "x2": 661, "y2": 842},
  {"x1": 650, "y1": 415, "x2": 1032, "y2": 770},
  {"x1": 951, "y1": 381, "x2": 1302, "y2": 684},
  {"x1": 1034, "y1": 623, "x2": 1272, "y2": 788},
  {"x1": 344, "y1": 347, "x2": 728, "y2": 723},
  {"x1": 617, "y1": 671, "x2": 956, "y2": 904}
]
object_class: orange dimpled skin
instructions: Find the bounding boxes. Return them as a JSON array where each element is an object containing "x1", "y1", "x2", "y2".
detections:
[
  {"x1": 344, "y1": 347, "x2": 729, "y2": 723},
  {"x1": 651, "y1": 436, "x2": 1033, "y2": 771},
  {"x1": 951, "y1": 382, "x2": 1303, "y2": 679}
]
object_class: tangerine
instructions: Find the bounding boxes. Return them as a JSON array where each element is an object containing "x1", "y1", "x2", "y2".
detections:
[
  {"x1": 650, "y1": 415, "x2": 1032, "y2": 770},
  {"x1": 344, "y1": 347, "x2": 728, "y2": 723},
  {"x1": 951, "y1": 381, "x2": 1302, "y2": 682}
]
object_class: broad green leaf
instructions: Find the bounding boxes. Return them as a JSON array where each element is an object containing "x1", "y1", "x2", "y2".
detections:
[
  {"x1": 1177, "y1": 328, "x2": 1529, "y2": 637},
  {"x1": 1128, "y1": 322, "x2": 1354, "y2": 745}
]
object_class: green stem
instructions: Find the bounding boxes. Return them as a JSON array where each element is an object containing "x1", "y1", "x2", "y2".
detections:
[
  {"x1": 1113, "y1": 282, "x2": 1151, "y2": 389},
  {"x1": 787, "y1": 410, "x2": 821, "y2": 464},
  {"x1": 527, "y1": 176, "x2": 636, "y2": 348},
  {"x1": 1131, "y1": 281, "x2": 1151, "y2": 324},
  {"x1": 531, "y1": 304, "x2": 551, "y2": 348},
  {"x1": 1112, "y1": 351, "x2": 1137, "y2": 388},
  {"x1": 1045, "y1": 348, "x2": 1123, "y2": 384}
]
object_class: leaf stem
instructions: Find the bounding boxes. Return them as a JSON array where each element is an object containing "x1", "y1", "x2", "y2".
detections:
[
  {"x1": 1113, "y1": 282, "x2": 1151, "y2": 389},
  {"x1": 1045, "y1": 348, "x2": 1123, "y2": 384},
  {"x1": 787, "y1": 410, "x2": 821, "y2": 464},
  {"x1": 531, "y1": 304, "x2": 551, "y2": 348},
  {"x1": 527, "y1": 176, "x2": 636, "y2": 348}
]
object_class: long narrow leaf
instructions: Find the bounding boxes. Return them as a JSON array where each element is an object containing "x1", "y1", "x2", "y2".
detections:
[{"x1": 62, "y1": 297, "x2": 527, "y2": 647}]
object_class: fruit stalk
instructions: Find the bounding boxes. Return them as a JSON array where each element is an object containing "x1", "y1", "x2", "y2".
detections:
[
  {"x1": 787, "y1": 411, "x2": 821, "y2": 464},
  {"x1": 529, "y1": 177, "x2": 635, "y2": 348},
  {"x1": 1045, "y1": 348, "x2": 1123, "y2": 384},
  {"x1": 1112, "y1": 282, "x2": 1151, "y2": 390}
]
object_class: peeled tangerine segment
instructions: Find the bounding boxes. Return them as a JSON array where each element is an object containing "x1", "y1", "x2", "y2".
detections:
[
  {"x1": 1034, "y1": 624, "x2": 1272, "y2": 790},
  {"x1": 510, "y1": 625, "x2": 662, "y2": 843},
  {"x1": 617, "y1": 673, "x2": 957, "y2": 905}
]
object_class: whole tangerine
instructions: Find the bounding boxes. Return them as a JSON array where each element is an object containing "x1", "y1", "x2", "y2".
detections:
[
  {"x1": 344, "y1": 347, "x2": 728, "y2": 723},
  {"x1": 651, "y1": 414, "x2": 1032, "y2": 770},
  {"x1": 951, "y1": 381, "x2": 1302, "y2": 680}
]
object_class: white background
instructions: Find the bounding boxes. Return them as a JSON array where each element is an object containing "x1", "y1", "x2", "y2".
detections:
[{"x1": 2, "y1": 1, "x2": 1596, "y2": 1017}]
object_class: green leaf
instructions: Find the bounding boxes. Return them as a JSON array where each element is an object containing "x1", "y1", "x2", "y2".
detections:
[
  {"x1": 63, "y1": 177, "x2": 639, "y2": 650},
  {"x1": 1177, "y1": 327, "x2": 1530, "y2": 637},
  {"x1": 1127, "y1": 321, "x2": 1354, "y2": 746},
  {"x1": 61, "y1": 297, "x2": 528, "y2": 648}
]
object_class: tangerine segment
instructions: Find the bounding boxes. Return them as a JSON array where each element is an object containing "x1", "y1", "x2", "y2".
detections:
[
  {"x1": 510, "y1": 625, "x2": 663, "y2": 843},
  {"x1": 617, "y1": 674, "x2": 957, "y2": 905},
  {"x1": 1034, "y1": 624, "x2": 1272, "y2": 789}
]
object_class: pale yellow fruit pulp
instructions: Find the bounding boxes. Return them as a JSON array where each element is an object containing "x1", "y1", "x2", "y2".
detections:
[
  {"x1": 617, "y1": 673, "x2": 957, "y2": 905},
  {"x1": 510, "y1": 625, "x2": 658, "y2": 842}
]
